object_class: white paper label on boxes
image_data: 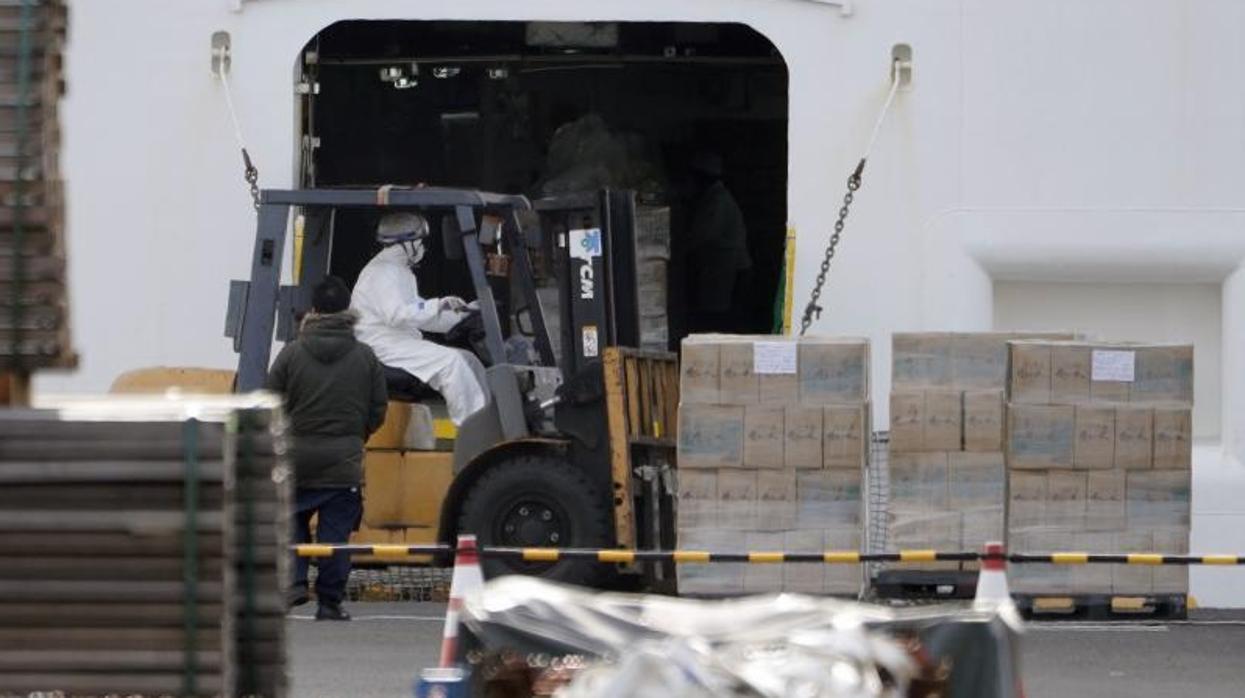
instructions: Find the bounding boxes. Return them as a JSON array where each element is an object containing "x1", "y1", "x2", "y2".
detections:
[
  {"x1": 1092, "y1": 350, "x2": 1135, "y2": 382},
  {"x1": 754, "y1": 342, "x2": 797, "y2": 374}
]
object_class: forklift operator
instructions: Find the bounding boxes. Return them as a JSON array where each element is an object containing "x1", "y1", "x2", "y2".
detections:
[{"x1": 350, "y1": 212, "x2": 489, "y2": 425}]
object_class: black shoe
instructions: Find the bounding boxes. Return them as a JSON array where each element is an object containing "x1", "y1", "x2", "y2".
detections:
[
  {"x1": 286, "y1": 586, "x2": 310, "y2": 610},
  {"x1": 315, "y1": 603, "x2": 351, "y2": 621}
]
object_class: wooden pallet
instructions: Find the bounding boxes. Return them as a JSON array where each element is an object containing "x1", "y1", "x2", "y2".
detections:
[{"x1": 1015, "y1": 593, "x2": 1188, "y2": 621}]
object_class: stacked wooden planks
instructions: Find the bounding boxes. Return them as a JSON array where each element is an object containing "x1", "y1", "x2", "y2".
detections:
[
  {"x1": 0, "y1": 0, "x2": 72, "y2": 369},
  {"x1": 0, "y1": 395, "x2": 290, "y2": 697}
]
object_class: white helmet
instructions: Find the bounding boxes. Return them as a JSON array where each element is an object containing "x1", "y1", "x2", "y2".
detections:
[{"x1": 377, "y1": 212, "x2": 430, "y2": 266}]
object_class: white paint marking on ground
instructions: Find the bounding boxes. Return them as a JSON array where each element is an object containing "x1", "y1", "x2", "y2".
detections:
[
  {"x1": 1028, "y1": 624, "x2": 1169, "y2": 632},
  {"x1": 288, "y1": 614, "x2": 446, "y2": 622}
]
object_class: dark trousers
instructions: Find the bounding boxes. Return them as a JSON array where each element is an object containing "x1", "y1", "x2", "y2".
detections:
[{"x1": 293, "y1": 487, "x2": 363, "y2": 606}]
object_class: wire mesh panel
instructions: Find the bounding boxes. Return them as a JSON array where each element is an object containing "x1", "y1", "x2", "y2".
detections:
[{"x1": 865, "y1": 430, "x2": 891, "y2": 587}]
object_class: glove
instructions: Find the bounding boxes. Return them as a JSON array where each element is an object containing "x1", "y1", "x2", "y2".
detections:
[{"x1": 439, "y1": 296, "x2": 468, "y2": 313}]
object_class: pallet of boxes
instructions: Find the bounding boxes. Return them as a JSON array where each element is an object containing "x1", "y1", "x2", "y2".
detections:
[
  {"x1": 676, "y1": 334, "x2": 869, "y2": 596},
  {"x1": 881, "y1": 332, "x2": 1075, "y2": 599},
  {"x1": 1006, "y1": 340, "x2": 1193, "y2": 618}
]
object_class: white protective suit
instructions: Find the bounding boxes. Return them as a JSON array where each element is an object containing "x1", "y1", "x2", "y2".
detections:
[{"x1": 351, "y1": 245, "x2": 489, "y2": 424}]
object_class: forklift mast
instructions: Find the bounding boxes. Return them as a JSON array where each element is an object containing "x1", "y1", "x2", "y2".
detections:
[{"x1": 535, "y1": 190, "x2": 641, "y2": 377}]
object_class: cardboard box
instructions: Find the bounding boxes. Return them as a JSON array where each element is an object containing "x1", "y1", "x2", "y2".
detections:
[
  {"x1": 924, "y1": 390, "x2": 963, "y2": 452},
  {"x1": 950, "y1": 334, "x2": 1011, "y2": 390},
  {"x1": 782, "y1": 529, "x2": 826, "y2": 594},
  {"x1": 759, "y1": 371, "x2": 800, "y2": 405},
  {"x1": 889, "y1": 391, "x2": 925, "y2": 453},
  {"x1": 366, "y1": 402, "x2": 412, "y2": 450},
  {"x1": 401, "y1": 451, "x2": 454, "y2": 527},
  {"x1": 796, "y1": 469, "x2": 861, "y2": 528},
  {"x1": 1051, "y1": 344, "x2": 1092, "y2": 404},
  {"x1": 679, "y1": 340, "x2": 720, "y2": 405},
  {"x1": 892, "y1": 333, "x2": 953, "y2": 390},
  {"x1": 1072, "y1": 532, "x2": 1115, "y2": 593},
  {"x1": 1008, "y1": 472, "x2": 1048, "y2": 533},
  {"x1": 1007, "y1": 404, "x2": 1075, "y2": 469},
  {"x1": 1152, "y1": 527, "x2": 1191, "y2": 594},
  {"x1": 1114, "y1": 406, "x2": 1154, "y2": 470},
  {"x1": 799, "y1": 339, "x2": 869, "y2": 405},
  {"x1": 1152, "y1": 407, "x2": 1192, "y2": 469},
  {"x1": 962, "y1": 506, "x2": 1006, "y2": 548},
  {"x1": 1009, "y1": 342, "x2": 1052, "y2": 404},
  {"x1": 824, "y1": 530, "x2": 863, "y2": 594},
  {"x1": 677, "y1": 528, "x2": 744, "y2": 595},
  {"x1": 678, "y1": 405, "x2": 745, "y2": 469},
  {"x1": 889, "y1": 452, "x2": 949, "y2": 511},
  {"x1": 1073, "y1": 406, "x2": 1116, "y2": 470},
  {"x1": 743, "y1": 405, "x2": 785, "y2": 469},
  {"x1": 676, "y1": 470, "x2": 718, "y2": 530},
  {"x1": 784, "y1": 406, "x2": 823, "y2": 469},
  {"x1": 1026, "y1": 531, "x2": 1076, "y2": 592},
  {"x1": 744, "y1": 531, "x2": 785, "y2": 593},
  {"x1": 756, "y1": 470, "x2": 797, "y2": 530},
  {"x1": 717, "y1": 470, "x2": 758, "y2": 530},
  {"x1": 824, "y1": 404, "x2": 866, "y2": 469},
  {"x1": 362, "y1": 451, "x2": 404, "y2": 527},
  {"x1": 1113, "y1": 530, "x2": 1154, "y2": 594},
  {"x1": 964, "y1": 390, "x2": 1004, "y2": 452},
  {"x1": 1046, "y1": 470, "x2": 1088, "y2": 531},
  {"x1": 1085, "y1": 470, "x2": 1126, "y2": 532},
  {"x1": 1132, "y1": 345, "x2": 1195, "y2": 405},
  {"x1": 719, "y1": 341, "x2": 758, "y2": 405},
  {"x1": 889, "y1": 511, "x2": 960, "y2": 570},
  {"x1": 949, "y1": 452, "x2": 1005, "y2": 511},
  {"x1": 1090, "y1": 378, "x2": 1131, "y2": 403},
  {"x1": 1127, "y1": 470, "x2": 1191, "y2": 528}
]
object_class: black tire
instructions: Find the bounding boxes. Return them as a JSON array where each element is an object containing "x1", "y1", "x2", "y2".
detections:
[{"x1": 457, "y1": 453, "x2": 613, "y2": 587}]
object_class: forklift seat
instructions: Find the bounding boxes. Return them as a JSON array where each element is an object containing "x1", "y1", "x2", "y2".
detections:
[{"x1": 382, "y1": 365, "x2": 440, "y2": 403}]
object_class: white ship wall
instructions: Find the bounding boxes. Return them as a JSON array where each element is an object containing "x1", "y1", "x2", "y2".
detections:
[{"x1": 43, "y1": 0, "x2": 1245, "y2": 605}]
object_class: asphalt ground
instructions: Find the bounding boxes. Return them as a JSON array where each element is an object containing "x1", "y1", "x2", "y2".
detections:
[{"x1": 288, "y1": 603, "x2": 1245, "y2": 697}]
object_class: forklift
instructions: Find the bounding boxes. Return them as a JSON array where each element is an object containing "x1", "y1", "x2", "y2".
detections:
[{"x1": 224, "y1": 185, "x2": 679, "y2": 588}]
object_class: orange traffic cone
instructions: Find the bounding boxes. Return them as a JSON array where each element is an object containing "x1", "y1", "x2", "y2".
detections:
[
  {"x1": 974, "y1": 541, "x2": 1012, "y2": 607},
  {"x1": 439, "y1": 534, "x2": 485, "y2": 668}
]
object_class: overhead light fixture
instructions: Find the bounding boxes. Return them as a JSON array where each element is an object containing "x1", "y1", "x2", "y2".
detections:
[{"x1": 380, "y1": 63, "x2": 419, "y2": 89}]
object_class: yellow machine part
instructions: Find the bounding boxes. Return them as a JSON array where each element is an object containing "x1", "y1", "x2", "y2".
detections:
[
  {"x1": 110, "y1": 367, "x2": 236, "y2": 395},
  {"x1": 350, "y1": 449, "x2": 454, "y2": 563}
]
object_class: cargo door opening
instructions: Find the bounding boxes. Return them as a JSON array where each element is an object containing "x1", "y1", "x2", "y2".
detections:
[{"x1": 295, "y1": 20, "x2": 789, "y2": 349}]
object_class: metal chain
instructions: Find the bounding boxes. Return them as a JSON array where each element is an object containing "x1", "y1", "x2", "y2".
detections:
[
  {"x1": 242, "y1": 148, "x2": 261, "y2": 211},
  {"x1": 798, "y1": 160, "x2": 864, "y2": 335}
]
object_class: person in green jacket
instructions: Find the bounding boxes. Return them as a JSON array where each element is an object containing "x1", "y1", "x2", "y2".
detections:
[{"x1": 267, "y1": 276, "x2": 388, "y2": 621}]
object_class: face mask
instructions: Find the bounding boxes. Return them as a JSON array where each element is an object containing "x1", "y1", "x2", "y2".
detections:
[{"x1": 402, "y1": 239, "x2": 426, "y2": 268}]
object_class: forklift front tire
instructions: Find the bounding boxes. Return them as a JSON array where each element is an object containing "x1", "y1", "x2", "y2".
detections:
[{"x1": 457, "y1": 454, "x2": 613, "y2": 588}]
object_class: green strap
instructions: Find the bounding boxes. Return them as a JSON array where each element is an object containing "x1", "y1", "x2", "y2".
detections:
[
  {"x1": 9, "y1": 0, "x2": 33, "y2": 366},
  {"x1": 182, "y1": 418, "x2": 200, "y2": 697},
  {"x1": 240, "y1": 410, "x2": 259, "y2": 695}
]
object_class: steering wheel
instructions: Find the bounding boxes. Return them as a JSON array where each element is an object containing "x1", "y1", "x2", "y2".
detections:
[{"x1": 444, "y1": 310, "x2": 492, "y2": 364}]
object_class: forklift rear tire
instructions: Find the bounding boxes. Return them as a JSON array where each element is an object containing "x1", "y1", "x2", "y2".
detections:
[{"x1": 457, "y1": 454, "x2": 613, "y2": 588}]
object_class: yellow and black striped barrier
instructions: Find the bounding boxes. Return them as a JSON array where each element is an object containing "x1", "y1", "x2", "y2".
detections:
[{"x1": 291, "y1": 544, "x2": 1245, "y2": 566}]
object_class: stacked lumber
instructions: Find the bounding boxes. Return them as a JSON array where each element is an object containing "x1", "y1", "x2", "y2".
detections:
[
  {"x1": 0, "y1": 0, "x2": 71, "y2": 369},
  {"x1": 0, "y1": 395, "x2": 290, "y2": 697}
]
